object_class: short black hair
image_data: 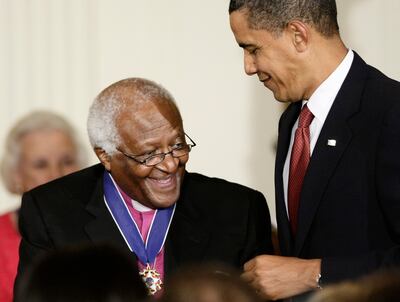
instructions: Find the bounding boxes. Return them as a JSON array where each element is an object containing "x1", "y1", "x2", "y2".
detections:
[{"x1": 229, "y1": 0, "x2": 339, "y2": 37}]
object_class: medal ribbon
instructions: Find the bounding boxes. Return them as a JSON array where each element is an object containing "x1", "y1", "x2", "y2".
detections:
[{"x1": 103, "y1": 172, "x2": 175, "y2": 265}]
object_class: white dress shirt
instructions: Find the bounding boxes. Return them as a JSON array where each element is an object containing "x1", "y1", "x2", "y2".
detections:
[{"x1": 282, "y1": 49, "x2": 354, "y2": 216}]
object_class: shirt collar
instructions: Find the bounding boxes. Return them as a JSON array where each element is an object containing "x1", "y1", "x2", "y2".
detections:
[
  {"x1": 304, "y1": 49, "x2": 354, "y2": 122},
  {"x1": 131, "y1": 199, "x2": 153, "y2": 213}
]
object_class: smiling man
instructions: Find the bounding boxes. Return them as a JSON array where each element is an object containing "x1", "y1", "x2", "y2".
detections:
[
  {"x1": 15, "y1": 78, "x2": 274, "y2": 296},
  {"x1": 229, "y1": 1, "x2": 400, "y2": 301}
]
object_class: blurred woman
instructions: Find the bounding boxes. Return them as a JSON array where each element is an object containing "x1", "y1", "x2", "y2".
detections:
[{"x1": 0, "y1": 111, "x2": 87, "y2": 302}]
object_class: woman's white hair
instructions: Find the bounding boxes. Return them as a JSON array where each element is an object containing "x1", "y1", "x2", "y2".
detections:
[
  {"x1": 0, "y1": 111, "x2": 87, "y2": 194},
  {"x1": 87, "y1": 77, "x2": 178, "y2": 155}
]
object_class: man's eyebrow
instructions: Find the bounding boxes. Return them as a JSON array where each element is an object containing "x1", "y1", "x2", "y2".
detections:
[{"x1": 238, "y1": 43, "x2": 254, "y2": 49}]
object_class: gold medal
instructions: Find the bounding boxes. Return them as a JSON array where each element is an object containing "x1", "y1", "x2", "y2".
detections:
[{"x1": 139, "y1": 263, "x2": 163, "y2": 295}]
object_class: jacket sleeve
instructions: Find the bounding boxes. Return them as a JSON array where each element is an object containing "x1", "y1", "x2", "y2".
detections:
[{"x1": 241, "y1": 190, "x2": 274, "y2": 265}]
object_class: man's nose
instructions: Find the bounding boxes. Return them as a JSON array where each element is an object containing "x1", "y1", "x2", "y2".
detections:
[
  {"x1": 156, "y1": 153, "x2": 180, "y2": 173},
  {"x1": 244, "y1": 53, "x2": 257, "y2": 75}
]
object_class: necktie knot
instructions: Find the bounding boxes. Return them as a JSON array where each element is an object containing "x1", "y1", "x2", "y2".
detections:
[{"x1": 298, "y1": 105, "x2": 314, "y2": 128}]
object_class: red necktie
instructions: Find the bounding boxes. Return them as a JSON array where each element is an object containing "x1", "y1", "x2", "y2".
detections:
[{"x1": 288, "y1": 105, "x2": 314, "y2": 235}]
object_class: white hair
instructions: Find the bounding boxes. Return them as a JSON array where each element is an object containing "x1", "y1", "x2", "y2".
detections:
[
  {"x1": 0, "y1": 110, "x2": 87, "y2": 194},
  {"x1": 87, "y1": 78, "x2": 178, "y2": 155}
]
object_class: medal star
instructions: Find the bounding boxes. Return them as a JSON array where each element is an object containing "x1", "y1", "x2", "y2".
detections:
[{"x1": 139, "y1": 264, "x2": 163, "y2": 295}]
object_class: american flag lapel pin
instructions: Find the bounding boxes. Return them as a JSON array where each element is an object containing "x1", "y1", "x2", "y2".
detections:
[{"x1": 327, "y1": 139, "x2": 336, "y2": 147}]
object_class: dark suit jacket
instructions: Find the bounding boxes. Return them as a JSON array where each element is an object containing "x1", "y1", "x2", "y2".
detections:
[
  {"x1": 275, "y1": 52, "x2": 400, "y2": 285},
  {"x1": 16, "y1": 164, "x2": 273, "y2": 284}
]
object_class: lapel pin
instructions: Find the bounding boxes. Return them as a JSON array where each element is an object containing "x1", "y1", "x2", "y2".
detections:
[{"x1": 327, "y1": 139, "x2": 336, "y2": 147}]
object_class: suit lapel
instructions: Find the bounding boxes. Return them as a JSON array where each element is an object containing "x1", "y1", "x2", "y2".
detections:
[
  {"x1": 275, "y1": 102, "x2": 302, "y2": 255},
  {"x1": 294, "y1": 53, "x2": 368, "y2": 254},
  {"x1": 164, "y1": 172, "x2": 209, "y2": 276},
  {"x1": 164, "y1": 210, "x2": 209, "y2": 276},
  {"x1": 84, "y1": 174, "x2": 129, "y2": 251}
]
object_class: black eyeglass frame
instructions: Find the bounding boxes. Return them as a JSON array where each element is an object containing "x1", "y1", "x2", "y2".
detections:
[{"x1": 116, "y1": 133, "x2": 196, "y2": 167}]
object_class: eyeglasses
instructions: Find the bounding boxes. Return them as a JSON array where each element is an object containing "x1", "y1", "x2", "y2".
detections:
[{"x1": 116, "y1": 133, "x2": 196, "y2": 167}]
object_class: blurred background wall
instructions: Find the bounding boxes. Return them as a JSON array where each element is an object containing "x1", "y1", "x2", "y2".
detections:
[{"x1": 0, "y1": 0, "x2": 399, "y2": 226}]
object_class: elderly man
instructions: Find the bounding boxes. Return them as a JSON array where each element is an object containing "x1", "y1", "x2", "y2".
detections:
[
  {"x1": 15, "y1": 78, "x2": 273, "y2": 295},
  {"x1": 229, "y1": 0, "x2": 400, "y2": 301}
]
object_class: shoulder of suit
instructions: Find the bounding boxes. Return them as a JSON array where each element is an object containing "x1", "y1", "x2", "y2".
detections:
[
  {"x1": 28, "y1": 163, "x2": 104, "y2": 199},
  {"x1": 360, "y1": 65, "x2": 400, "y2": 114},
  {"x1": 184, "y1": 171, "x2": 262, "y2": 195},
  {"x1": 179, "y1": 172, "x2": 267, "y2": 213}
]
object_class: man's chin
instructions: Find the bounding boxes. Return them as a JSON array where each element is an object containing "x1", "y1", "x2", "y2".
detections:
[
  {"x1": 147, "y1": 192, "x2": 180, "y2": 209},
  {"x1": 273, "y1": 95, "x2": 297, "y2": 103}
]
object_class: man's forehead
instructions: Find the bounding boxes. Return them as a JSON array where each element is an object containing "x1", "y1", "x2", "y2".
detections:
[
  {"x1": 120, "y1": 99, "x2": 179, "y2": 121},
  {"x1": 230, "y1": 10, "x2": 259, "y2": 43},
  {"x1": 116, "y1": 101, "x2": 183, "y2": 144},
  {"x1": 230, "y1": 10, "x2": 245, "y2": 28}
]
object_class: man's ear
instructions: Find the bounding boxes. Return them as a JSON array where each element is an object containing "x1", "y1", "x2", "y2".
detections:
[
  {"x1": 287, "y1": 20, "x2": 309, "y2": 52},
  {"x1": 94, "y1": 148, "x2": 111, "y2": 171}
]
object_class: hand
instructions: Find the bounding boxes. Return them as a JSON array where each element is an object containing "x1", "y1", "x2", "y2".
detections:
[{"x1": 241, "y1": 255, "x2": 321, "y2": 300}]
